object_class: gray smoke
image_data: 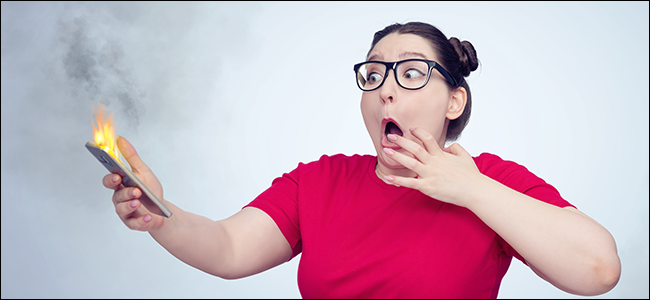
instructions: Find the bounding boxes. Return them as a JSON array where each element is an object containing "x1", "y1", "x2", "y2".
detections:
[
  {"x1": 2, "y1": 3, "x2": 259, "y2": 297},
  {"x1": 58, "y1": 15, "x2": 143, "y2": 130},
  {"x1": 0, "y1": 1, "x2": 255, "y2": 226}
]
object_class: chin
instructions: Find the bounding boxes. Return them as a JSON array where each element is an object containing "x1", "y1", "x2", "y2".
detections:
[{"x1": 377, "y1": 152, "x2": 405, "y2": 170}]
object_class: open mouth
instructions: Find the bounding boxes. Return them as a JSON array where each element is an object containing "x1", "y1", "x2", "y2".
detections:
[{"x1": 384, "y1": 121, "x2": 404, "y2": 137}]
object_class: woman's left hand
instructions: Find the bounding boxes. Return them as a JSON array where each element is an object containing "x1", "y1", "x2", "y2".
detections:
[{"x1": 382, "y1": 127, "x2": 484, "y2": 207}]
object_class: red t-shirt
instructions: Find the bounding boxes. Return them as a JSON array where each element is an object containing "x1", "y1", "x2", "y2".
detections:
[{"x1": 245, "y1": 153, "x2": 574, "y2": 298}]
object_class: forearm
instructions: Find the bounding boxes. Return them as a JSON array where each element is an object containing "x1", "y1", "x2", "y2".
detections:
[
  {"x1": 148, "y1": 201, "x2": 235, "y2": 278},
  {"x1": 465, "y1": 175, "x2": 620, "y2": 295}
]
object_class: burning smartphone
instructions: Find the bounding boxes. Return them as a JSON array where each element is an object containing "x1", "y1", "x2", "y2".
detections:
[
  {"x1": 87, "y1": 104, "x2": 172, "y2": 218},
  {"x1": 86, "y1": 142, "x2": 172, "y2": 218}
]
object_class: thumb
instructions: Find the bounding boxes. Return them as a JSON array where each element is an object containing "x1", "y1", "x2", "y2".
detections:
[{"x1": 117, "y1": 136, "x2": 151, "y2": 174}]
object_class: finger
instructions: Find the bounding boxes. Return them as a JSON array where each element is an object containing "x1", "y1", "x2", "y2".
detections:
[
  {"x1": 125, "y1": 204, "x2": 164, "y2": 232},
  {"x1": 123, "y1": 205, "x2": 157, "y2": 231},
  {"x1": 116, "y1": 199, "x2": 141, "y2": 220},
  {"x1": 383, "y1": 174, "x2": 419, "y2": 190},
  {"x1": 409, "y1": 127, "x2": 443, "y2": 155},
  {"x1": 383, "y1": 147, "x2": 426, "y2": 175},
  {"x1": 387, "y1": 134, "x2": 432, "y2": 165},
  {"x1": 103, "y1": 173, "x2": 122, "y2": 189},
  {"x1": 116, "y1": 136, "x2": 151, "y2": 174},
  {"x1": 112, "y1": 186, "x2": 141, "y2": 206}
]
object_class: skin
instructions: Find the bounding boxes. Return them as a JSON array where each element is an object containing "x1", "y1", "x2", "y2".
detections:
[
  {"x1": 103, "y1": 32, "x2": 621, "y2": 295},
  {"x1": 360, "y1": 33, "x2": 466, "y2": 183}
]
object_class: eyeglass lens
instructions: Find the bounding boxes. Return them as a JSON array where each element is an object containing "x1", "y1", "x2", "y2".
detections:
[{"x1": 357, "y1": 60, "x2": 430, "y2": 91}]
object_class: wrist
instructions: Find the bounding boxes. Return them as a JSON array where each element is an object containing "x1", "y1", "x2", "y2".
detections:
[
  {"x1": 457, "y1": 173, "x2": 496, "y2": 210},
  {"x1": 148, "y1": 200, "x2": 178, "y2": 234}
]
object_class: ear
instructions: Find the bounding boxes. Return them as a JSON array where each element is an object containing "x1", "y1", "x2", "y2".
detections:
[{"x1": 446, "y1": 86, "x2": 467, "y2": 120}]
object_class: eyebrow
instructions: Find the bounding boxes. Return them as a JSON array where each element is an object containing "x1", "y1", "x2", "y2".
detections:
[{"x1": 367, "y1": 51, "x2": 428, "y2": 62}]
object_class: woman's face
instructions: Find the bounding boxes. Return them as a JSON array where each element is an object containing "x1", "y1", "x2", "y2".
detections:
[{"x1": 360, "y1": 33, "x2": 464, "y2": 177}]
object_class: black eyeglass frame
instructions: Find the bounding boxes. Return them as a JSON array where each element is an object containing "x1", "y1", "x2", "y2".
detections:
[{"x1": 353, "y1": 59, "x2": 457, "y2": 92}]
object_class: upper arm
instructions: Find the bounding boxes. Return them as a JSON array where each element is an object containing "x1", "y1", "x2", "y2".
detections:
[{"x1": 217, "y1": 206, "x2": 292, "y2": 279}]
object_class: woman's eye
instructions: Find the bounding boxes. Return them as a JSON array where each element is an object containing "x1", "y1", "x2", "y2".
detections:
[
  {"x1": 403, "y1": 69, "x2": 425, "y2": 79},
  {"x1": 368, "y1": 73, "x2": 383, "y2": 84}
]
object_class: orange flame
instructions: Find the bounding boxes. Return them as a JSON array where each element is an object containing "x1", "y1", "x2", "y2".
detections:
[{"x1": 92, "y1": 104, "x2": 119, "y2": 160}]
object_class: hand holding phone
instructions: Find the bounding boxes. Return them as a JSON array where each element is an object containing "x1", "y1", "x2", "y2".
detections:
[{"x1": 89, "y1": 136, "x2": 172, "y2": 219}]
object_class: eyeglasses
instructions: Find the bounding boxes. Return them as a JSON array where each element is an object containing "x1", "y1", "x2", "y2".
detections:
[{"x1": 353, "y1": 59, "x2": 457, "y2": 92}]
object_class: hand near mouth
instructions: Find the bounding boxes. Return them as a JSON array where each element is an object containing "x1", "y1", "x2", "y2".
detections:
[{"x1": 381, "y1": 127, "x2": 485, "y2": 207}]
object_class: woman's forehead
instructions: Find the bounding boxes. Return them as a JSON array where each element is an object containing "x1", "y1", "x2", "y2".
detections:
[{"x1": 367, "y1": 33, "x2": 438, "y2": 61}]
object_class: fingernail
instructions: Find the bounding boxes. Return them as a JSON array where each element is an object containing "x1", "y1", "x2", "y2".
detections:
[
  {"x1": 130, "y1": 200, "x2": 138, "y2": 208},
  {"x1": 409, "y1": 127, "x2": 415, "y2": 132},
  {"x1": 143, "y1": 215, "x2": 152, "y2": 222},
  {"x1": 384, "y1": 175, "x2": 394, "y2": 181},
  {"x1": 112, "y1": 175, "x2": 119, "y2": 183},
  {"x1": 131, "y1": 189, "x2": 137, "y2": 197},
  {"x1": 387, "y1": 134, "x2": 397, "y2": 141},
  {"x1": 383, "y1": 148, "x2": 395, "y2": 156}
]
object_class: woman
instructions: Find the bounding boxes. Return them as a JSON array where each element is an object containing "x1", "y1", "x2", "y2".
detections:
[{"x1": 103, "y1": 22, "x2": 620, "y2": 298}]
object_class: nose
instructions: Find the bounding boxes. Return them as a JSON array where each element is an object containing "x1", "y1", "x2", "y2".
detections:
[{"x1": 379, "y1": 69, "x2": 398, "y2": 104}]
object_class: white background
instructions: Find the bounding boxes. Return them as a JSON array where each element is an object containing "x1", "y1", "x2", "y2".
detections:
[{"x1": 1, "y1": 1, "x2": 648, "y2": 298}]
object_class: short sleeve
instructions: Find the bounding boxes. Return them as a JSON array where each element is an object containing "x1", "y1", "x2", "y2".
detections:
[
  {"x1": 474, "y1": 153, "x2": 576, "y2": 263},
  {"x1": 243, "y1": 161, "x2": 318, "y2": 260}
]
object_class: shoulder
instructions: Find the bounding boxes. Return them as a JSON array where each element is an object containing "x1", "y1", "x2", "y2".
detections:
[
  {"x1": 473, "y1": 152, "x2": 574, "y2": 208},
  {"x1": 473, "y1": 152, "x2": 531, "y2": 178},
  {"x1": 472, "y1": 152, "x2": 542, "y2": 189}
]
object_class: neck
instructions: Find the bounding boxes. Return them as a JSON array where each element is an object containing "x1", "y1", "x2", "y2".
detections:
[{"x1": 375, "y1": 161, "x2": 416, "y2": 186}]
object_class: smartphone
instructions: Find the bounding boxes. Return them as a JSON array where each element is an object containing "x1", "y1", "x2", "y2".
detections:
[{"x1": 86, "y1": 142, "x2": 172, "y2": 218}]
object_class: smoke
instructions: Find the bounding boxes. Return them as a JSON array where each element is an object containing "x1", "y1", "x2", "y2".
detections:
[
  {"x1": 0, "y1": 1, "x2": 261, "y2": 210},
  {"x1": 0, "y1": 1, "x2": 256, "y2": 218},
  {"x1": 2, "y1": 3, "x2": 260, "y2": 297},
  {"x1": 57, "y1": 11, "x2": 144, "y2": 131}
]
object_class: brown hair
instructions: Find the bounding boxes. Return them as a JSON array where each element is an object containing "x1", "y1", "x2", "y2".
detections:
[{"x1": 367, "y1": 22, "x2": 479, "y2": 142}]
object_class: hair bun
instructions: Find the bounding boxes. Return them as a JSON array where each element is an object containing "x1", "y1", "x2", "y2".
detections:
[{"x1": 448, "y1": 37, "x2": 478, "y2": 77}]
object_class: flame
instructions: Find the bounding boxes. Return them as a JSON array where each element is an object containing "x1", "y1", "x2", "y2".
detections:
[{"x1": 92, "y1": 104, "x2": 119, "y2": 160}]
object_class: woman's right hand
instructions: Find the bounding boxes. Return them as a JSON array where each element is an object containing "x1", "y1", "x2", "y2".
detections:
[{"x1": 102, "y1": 136, "x2": 166, "y2": 231}]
